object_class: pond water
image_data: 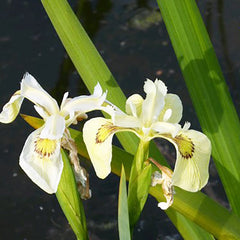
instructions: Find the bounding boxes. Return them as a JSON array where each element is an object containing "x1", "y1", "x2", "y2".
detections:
[{"x1": 0, "y1": 0, "x2": 239, "y2": 239}]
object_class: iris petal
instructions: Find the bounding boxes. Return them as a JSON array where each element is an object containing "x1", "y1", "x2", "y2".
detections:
[
  {"x1": 170, "y1": 130, "x2": 211, "y2": 192},
  {"x1": 141, "y1": 79, "x2": 167, "y2": 126},
  {"x1": 158, "y1": 94, "x2": 183, "y2": 123},
  {"x1": 61, "y1": 84, "x2": 107, "y2": 124},
  {"x1": 151, "y1": 122, "x2": 181, "y2": 138},
  {"x1": 83, "y1": 117, "x2": 129, "y2": 179},
  {"x1": 0, "y1": 91, "x2": 23, "y2": 123},
  {"x1": 21, "y1": 73, "x2": 59, "y2": 115},
  {"x1": 125, "y1": 94, "x2": 143, "y2": 117},
  {"x1": 19, "y1": 128, "x2": 63, "y2": 194},
  {"x1": 40, "y1": 114, "x2": 65, "y2": 140},
  {"x1": 114, "y1": 112, "x2": 141, "y2": 128}
]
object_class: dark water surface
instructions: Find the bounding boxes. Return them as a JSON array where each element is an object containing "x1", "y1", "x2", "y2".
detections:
[{"x1": 0, "y1": 0, "x2": 239, "y2": 239}]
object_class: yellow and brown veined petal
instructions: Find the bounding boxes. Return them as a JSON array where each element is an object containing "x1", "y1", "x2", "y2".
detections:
[
  {"x1": 19, "y1": 128, "x2": 63, "y2": 194},
  {"x1": 0, "y1": 90, "x2": 24, "y2": 123},
  {"x1": 83, "y1": 117, "x2": 132, "y2": 179},
  {"x1": 164, "y1": 129, "x2": 211, "y2": 192}
]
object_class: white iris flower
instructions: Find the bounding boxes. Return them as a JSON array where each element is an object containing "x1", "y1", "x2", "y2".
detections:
[
  {"x1": 83, "y1": 79, "x2": 211, "y2": 193},
  {"x1": 0, "y1": 73, "x2": 107, "y2": 193}
]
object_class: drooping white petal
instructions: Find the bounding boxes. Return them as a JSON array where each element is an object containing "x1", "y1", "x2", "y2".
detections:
[
  {"x1": 125, "y1": 94, "x2": 143, "y2": 117},
  {"x1": 0, "y1": 91, "x2": 23, "y2": 123},
  {"x1": 170, "y1": 130, "x2": 211, "y2": 192},
  {"x1": 158, "y1": 94, "x2": 183, "y2": 123},
  {"x1": 141, "y1": 79, "x2": 167, "y2": 126},
  {"x1": 83, "y1": 117, "x2": 125, "y2": 179},
  {"x1": 21, "y1": 73, "x2": 59, "y2": 115},
  {"x1": 40, "y1": 114, "x2": 65, "y2": 140},
  {"x1": 19, "y1": 128, "x2": 63, "y2": 194}
]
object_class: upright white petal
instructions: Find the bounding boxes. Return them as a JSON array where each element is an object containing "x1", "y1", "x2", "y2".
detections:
[
  {"x1": 40, "y1": 114, "x2": 65, "y2": 140},
  {"x1": 21, "y1": 73, "x2": 59, "y2": 115},
  {"x1": 125, "y1": 94, "x2": 143, "y2": 117},
  {"x1": 158, "y1": 94, "x2": 183, "y2": 123},
  {"x1": 0, "y1": 91, "x2": 23, "y2": 123},
  {"x1": 141, "y1": 79, "x2": 166, "y2": 126},
  {"x1": 60, "y1": 92, "x2": 69, "y2": 110},
  {"x1": 92, "y1": 82, "x2": 103, "y2": 97},
  {"x1": 19, "y1": 128, "x2": 63, "y2": 194}
]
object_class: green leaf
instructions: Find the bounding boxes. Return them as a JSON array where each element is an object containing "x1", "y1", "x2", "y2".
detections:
[
  {"x1": 56, "y1": 149, "x2": 89, "y2": 240},
  {"x1": 118, "y1": 165, "x2": 131, "y2": 240},
  {"x1": 156, "y1": 0, "x2": 240, "y2": 215},
  {"x1": 41, "y1": 0, "x2": 138, "y2": 155}
]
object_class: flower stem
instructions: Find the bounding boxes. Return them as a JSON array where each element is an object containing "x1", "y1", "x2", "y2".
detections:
[{"x1": 127, "y1": 140, "x2": 152, "y2": 232}]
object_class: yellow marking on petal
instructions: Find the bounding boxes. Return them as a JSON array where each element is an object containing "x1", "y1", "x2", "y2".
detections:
[
  {"x1": 96, "y1": 122, "x2": 120, "y2": 143},
  {"x1": 174, "y1": 134, "x2": 195, "y2": 159},
  {"x1": 34, "y1": 138, "x2": 57, "y2": 159}
]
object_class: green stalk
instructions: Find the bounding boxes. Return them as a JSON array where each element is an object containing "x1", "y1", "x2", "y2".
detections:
[
  {"x1": 129, "y1": 140, "x2": 149, "y2": 178},
  {"x1": 128, "y1": 140, "x2": 152, "y2": 230}
]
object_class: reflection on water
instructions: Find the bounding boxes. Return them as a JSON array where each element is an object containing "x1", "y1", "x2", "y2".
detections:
[{"x1": 0, "y1": 0, "x2": 239, "y2": 239}]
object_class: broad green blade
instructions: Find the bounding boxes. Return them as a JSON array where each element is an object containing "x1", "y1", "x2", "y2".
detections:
[
  {"x1": 22, "y1": 115, "x2": 240, "y2": 239},
  {"x1": 165, "y1": 210, "x2": 215, "y2": 240},
  {"x1": 156, "y1": 0, "x2": 240, "y2": 215},
  {"x1": 41, "y1": 0, "x2": 166, "y2": 166},
  {"x1": 57, "y1": 149, "x2": 88, "y2": 240},
  {"x1": 41, "y1": 0, "x2": 137, "y2": 154},
  {"x1": 118, "y1": 166, "x2": 131, "y2": 240}
]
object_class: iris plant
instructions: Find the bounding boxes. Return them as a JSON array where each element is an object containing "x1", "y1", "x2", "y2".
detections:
[
  {"x1": 83, "y1": 79, "x2": 211, "y2": 209},
  {"x1": 0, "y1": 73, "x2": 106, "y2": 194}
]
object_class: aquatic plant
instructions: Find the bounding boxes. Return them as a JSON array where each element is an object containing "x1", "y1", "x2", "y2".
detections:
[{"x1": 1, "y1": 0, "x2": 240, "y2": 239}]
